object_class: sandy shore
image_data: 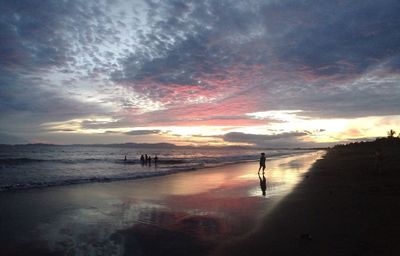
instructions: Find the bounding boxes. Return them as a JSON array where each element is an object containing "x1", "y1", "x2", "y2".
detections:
[
  {"x1": 215, "y1": 142, "x2": 400, "y2": 256},
  {"x1": 0, "y1": 151, "x2": 322, "y2": 255}
]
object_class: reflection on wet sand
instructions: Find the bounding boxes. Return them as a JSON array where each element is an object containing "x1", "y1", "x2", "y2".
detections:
[
  {"x1": 259, "y1": 173, "x2": 267, "y2": 196},
  {"x1": 0, "y1": 151, "x2": 323, "y2": 255},
  {"x1": 247, "y1": 152, "x2": 323, "y2": 197}
]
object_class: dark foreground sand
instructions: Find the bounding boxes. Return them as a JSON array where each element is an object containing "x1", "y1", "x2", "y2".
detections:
[
  {"x1": 215, "y1": 140, "x2": 400, "y2": 256},
  {"x1": 0, "y1": 151, "x2": 322, "y2": 256}
]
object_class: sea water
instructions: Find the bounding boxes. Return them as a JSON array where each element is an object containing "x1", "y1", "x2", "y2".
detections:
[{"x1": 0, "y1": 144, "x2": 313, "y2": 191}]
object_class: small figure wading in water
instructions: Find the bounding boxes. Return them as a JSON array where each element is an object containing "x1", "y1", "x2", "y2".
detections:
[{"x1": 258, "y1": 152, "x2": 266, "y2": 174}]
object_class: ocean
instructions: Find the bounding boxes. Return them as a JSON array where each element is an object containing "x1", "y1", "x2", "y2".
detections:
[{"x1": 0, "y1": 145, "x2": 314, "y2": 191}]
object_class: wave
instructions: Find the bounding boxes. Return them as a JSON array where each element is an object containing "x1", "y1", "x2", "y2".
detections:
[
  {"x1": 0, "y1": 150, "x2": 311, "y2": 166},
  {"x1": 0, "y1": 159, "x2": 250, "y2": 192},
  {"x1": 0, "y1": 158, "x2": 46, "y2": 164},
  {"x1": 114, "y1": 159, "x2": 188, "y2": 165},
  {"x1": 0, "y1": 150, "x2": 316, "y2": 192},
  {"x1": 0, "y1": 157, "x2": 131, "y2": 165},
  {"x1": 0, "y1": 157, "x2": 192, "y2": 165},
  {"x1": 0, "y1": 166, "x2": 202, "y2": 192}
]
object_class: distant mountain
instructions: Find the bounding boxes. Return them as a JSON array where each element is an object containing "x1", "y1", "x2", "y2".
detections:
[
  {"x1": 0, "y1": 142, "x2": 327, "y2": 150},
  {"x1": 1, "y1": 142, "x2": 179, "y2": 148}
]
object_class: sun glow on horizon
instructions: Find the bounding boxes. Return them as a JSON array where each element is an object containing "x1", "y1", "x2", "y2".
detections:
[{"x1": 39, "y1": 111, "x2": 400, "y2": 146}]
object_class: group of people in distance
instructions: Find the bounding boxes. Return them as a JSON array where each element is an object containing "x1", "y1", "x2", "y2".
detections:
[
  {"x1": 140, "y1": 154, "x2": 158, "y2": 166},
  {"x1": 123, "y1": 154, "x2": 158, "y2": 166}
]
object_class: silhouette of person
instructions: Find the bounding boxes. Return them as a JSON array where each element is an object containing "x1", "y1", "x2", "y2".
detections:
[
  {"x1": 258, "y1": 153, "x2": 266, "y2": 174},
  {"x1": 145, "y1": 154, "x2": 148, "y2": 165},
  {"x1": 140, "y1": 155, "x2": 145, "y2": 166},
  {"x1": 124, "y1": 155, "x2": 127, "y2": 162},
  {"x1": 154, "y1": 155, "x2": 158, "y2": 166},
  {"x1": 259, "y1": 173, "x2": 267, "y2": 196},
  {"x1": 148, "y1": 156, "x2": 152, "y2": 166}
]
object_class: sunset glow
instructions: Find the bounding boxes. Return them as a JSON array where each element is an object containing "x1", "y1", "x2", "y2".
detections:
[{"x1": 1, "y1": 1, "x2": 399, "y2": 147}]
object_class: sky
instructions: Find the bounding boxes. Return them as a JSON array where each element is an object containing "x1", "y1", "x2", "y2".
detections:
[{"x1": 1, "y1": 0, "x2": 400, "y2": 147}]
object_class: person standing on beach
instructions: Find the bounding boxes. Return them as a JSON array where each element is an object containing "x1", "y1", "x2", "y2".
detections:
[
  {"x1": 154, "y1": 155, "x2": 158, "y2": 166},
  {"x1": 258, "y1": 153, "x2": 266, "y2": 174}
]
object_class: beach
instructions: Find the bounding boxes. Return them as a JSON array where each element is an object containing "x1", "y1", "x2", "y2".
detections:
[
  {"x1": 215, "y1": 140, "x2": 400, "y2": 256},
  {"x1": 2, "y1": 1, "x2": 399, "y2": 255},
  {"x1": 0, "y1": 151, "x2": 322, "y2": 255},
  {"x1": 3, "y1": 144, "x2": 398, "y2": 256}
]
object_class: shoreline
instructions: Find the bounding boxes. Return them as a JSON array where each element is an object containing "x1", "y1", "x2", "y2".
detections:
[
  {"x1": 0, "y1": 150, "x2": 318, "y2": 193},
  {"x1": 215, "y1": 141, "x2": 400, "y2": 255},
  {"x1": 0, "y1": 151, "x2": 323, "y2": 255}
]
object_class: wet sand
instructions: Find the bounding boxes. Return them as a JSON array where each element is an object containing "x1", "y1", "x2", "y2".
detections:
[
  {"x1": 0, "y1": 151, "x2": 322, "y2": 255},
  {"x1": 215, "y1": 142, "x2": 400, "y2": 256}
]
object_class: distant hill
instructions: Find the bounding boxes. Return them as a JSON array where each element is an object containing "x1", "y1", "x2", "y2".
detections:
[
  {"x1": 0, "y1": 142, "x2": 179, "y2": 149},
  {"x1": 0, "y1": 142, "x2": 326, "y2": 150}
]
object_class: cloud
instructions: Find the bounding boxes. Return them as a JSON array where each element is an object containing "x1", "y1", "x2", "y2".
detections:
[
  {"x1": 223, "y1": 131, "x2": 308, "y2": 142},
  {"x1": 222, "y1": 130, "x2": 339, "y2": 148},
  {"x1": 0, "y1": 1, "x2": 73, "y2": 70},
  {"x1": 48, "y1": 129, "x2": 77, "y2": 132},
  {"x1": 0, "y1": 0, "x2": 119, "y2": 136},
  {"x1": 1, "y1": 0, "x2": 399, "y2": 144},
  {"x1": 221, "y1": 131, "x2": 310, "y2": 147},
  {"x1": 124, "y1": 130, "x2": 162, "y2": 136},
  {"x1": 108, "y1": 0, "x2": 400, "y2": 118}
]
